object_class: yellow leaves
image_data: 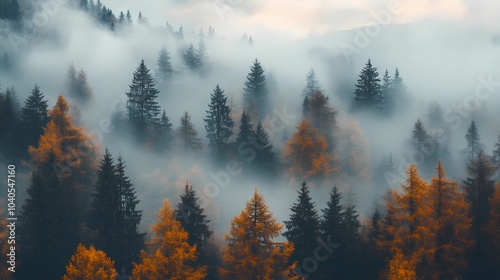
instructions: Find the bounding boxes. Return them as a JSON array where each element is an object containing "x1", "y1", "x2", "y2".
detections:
[
  {"x1": 132, "y1": 199, "x2": 206, "y2": 280},
  {"x1": 62, "y1": 244, "x2": 117, "y2": 280}
]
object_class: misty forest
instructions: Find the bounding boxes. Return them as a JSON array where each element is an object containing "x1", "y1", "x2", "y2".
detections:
[{"x1": 1, "y1": 0, "x2": 500, "y2": 279}]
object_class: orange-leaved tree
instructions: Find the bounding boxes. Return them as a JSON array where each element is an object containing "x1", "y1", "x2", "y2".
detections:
[
  {"x1": 132, "y1": 199, "x2": 207, "y2": 279},
  {"x1": 385, "y1": 164, "x2": 435, "y2": 279},
  {"x1": 219, "y1": 189, "x2": 301, "y2": 280},
  {"x1": 429, "y1": 161, "x2": 472, "y2": 279},
  {"x1": 62, "y1": 244, "x2": 117, "y2": 280},
  {"x1": 282, "y1": 120, "x2": 333, "y2": 179}
]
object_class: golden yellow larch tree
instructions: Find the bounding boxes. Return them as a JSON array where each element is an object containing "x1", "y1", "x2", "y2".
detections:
[
  {"x1": 429, "y1": 161, "x2": 472, "y2": 279},
  {"x1": 387, "y1": 249, "x2": 417, "y2": 280},
  {"x1": 282, "y1": 120, "x2": 333, "y2": 179},
  {"x1": 387, "y1": 164, "x2": 436, "y2": 279},
  {"x1": 219, "y1": 189, "x2": 298, "y2": 280},
  {"x1": 131, "y1": 199, "x2": 207, "y2": 280},
  {"x1": 62, "y1": 244, "x2": 117, "y2": 280}
]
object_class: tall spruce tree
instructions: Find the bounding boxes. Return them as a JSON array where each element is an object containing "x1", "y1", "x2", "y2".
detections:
[
  {"x1": 236, "y1": 110, "x2": 254, "y2": 152},
  {"x1": 465, "y1": 120, "x2": 482, "y2": 161},
  {"x1": 303, "y1": 68, "x2": 321, "y2": 97},
  {"x1": 380, "y1": 69, "x2": 392, "y2": 112},
  {"x1": 353, "y1": 59, "x2": 381, "y2": 108},
  {"x1": 175, "y1": 184, "x2": 212, "y2": 261},
  {"x1": 20, "y1": 84, "x2": 49, "y2": 149},
  {"x1": 319, "y1": 185, "x2": 344, "y2": 278},
  {"x1": 156, "y1": 45, "x2": 173, "y2": 82},
  {"x1": 463, "y1": 150, "x2": 496, "y2": 279},
  {"x1": 243, "y1": 59, "x2": 268, "y2": 120},
  {"x1": 283, "y1": 181, "x2": 321, "y2": 269},
  {"x1": 203, "y1": 85, "x2": 234, "y2": 159},
  {"x1": 183, "y1": 43, "x2": 201, "y2": 70},
  {"x1": 177, "y1": 111, "x2": 202, "y2": 152},
  {"x1": 126, "y1": 59, "x2": 161, "y2": 138},
  {"x1": 252, "y1": 122, "x2": 276, "y2": 175}
]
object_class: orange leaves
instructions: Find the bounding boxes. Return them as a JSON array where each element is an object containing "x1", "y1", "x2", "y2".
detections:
[
  {"x1": 62, "y1": 244, "x2": 117, "y2": 280},
  {"x1": 282, "y1": 120, "x2": 333, "y2": 179},
  {"x1": 132, "y1": 199, "x2": 206, "y2": 280},
  {"x1": 220, "y1": 190, "x2": 295, "y2": 280}
]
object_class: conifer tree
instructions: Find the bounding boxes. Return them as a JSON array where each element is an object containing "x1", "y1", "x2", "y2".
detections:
[
  {"x1": 62, "y1": 244, "x2": 117, "y2": 280},
  {"x1": 429, "y1": 161, "x2": 472, "y2": 279},
  {"x1": 282, "y1": 120, "x2": 332, "y2": 178},
  {"x1": 303, "y1": 68, "x2": 321, "y2": 97},
  {"x1": 132, "y1": 200, "x2": 207, "y2": 279},
  {"x1": 409, "y1": 119, "x2": 429, "y2": 155},
  {"x1": 353, "y1": 59, "x2": 381, "y2": 108},
  {"x1": 252, "y1": 122, "x2": 276, "y2": 175},
  {"x1": 126, "y1": 59, "x2": 161, "y2": 138},
  {"x1": 319, "y1": 186, "x2": 343, "y2": 278},
  {"x1": 203, "y1": 85, "x2": 234, "y2": 159},
  {"x1": 177, "y1": 111, "x2": 203, "y2": 152},
  {"x1": 392, "y1": 68, "x2": 406, "y2": 96},
  {"x1": 20, "y1": 95, "x2": 98, "y2": 279},
  {"x1": 380, "y1": 69, "x2": 392, "y2": 111},
  {"x1": 283, "y1": 181, "x2": 320, "y2": 266},
  {"x1": 126, "y1": 10, "x2": 132, "y2": 24},
  {"x1": 484, "y1": 184, "x2": 500, "y2": 278},
  {"x1": 465, "y1": 120, "x2": 481, "y2": 161},
  {"x1": 156, "y1": 45, "x2": 173, "y2": 82},
  {"x1": 388, "y1": 164, "x2": 435, "y2": 279},
  {"x1": 0, "y1": 86, "x2": 21, "y2": 159},
  {"x1": 219, "y1": 190, "x2": 296, "y2": 280},
  {"x1": 243, "y1": 59, "x2": 268, "y2": 120},
  {"x1": 175, "y1": 184, "x2": 212, "y2": 261},
  {"x1": 20, "y1": 84, "x2": 49, "y2": 149},
  {"x1": 198, "y1": 36, "x2": 208, "y2": 68},
  {"x1": 183, "y1": 43, "x2": 201, "y2": 70},
  {"x1": 151, "y1": 110, "x2": 173, "y2": 151},
  {"x1": 463, "y1": 150, "x2": 496, "y2": 279},
  {"x1": 236, "y1": 110, "x2": 254, "y2": 147},
  {"x1": 302, "y1": 90, "x2": 337, "y2": 146}
]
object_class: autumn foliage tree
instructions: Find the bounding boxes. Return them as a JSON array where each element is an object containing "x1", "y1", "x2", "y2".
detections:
[
  {"x1": 282, "y1": 120, "x2": 332, "y2": 179},
  {"x1": 219, "y1": 189, "x2": 298, "y2": 280},
  {"x1": 429, "y1": 161, "x2": 472, "y2": 279},
  {"x1": 62, "y1": 244, "x2": 117, "y2": 280},
  {"x1": 19, "y1": 95, "x2": 98, "y2": 279},
  {"x1": 132, "y1": 199, "x2": 206, "y2": 280},
  {"x1": 385, "y1": 164, "x2": 435, "y2": 279}
]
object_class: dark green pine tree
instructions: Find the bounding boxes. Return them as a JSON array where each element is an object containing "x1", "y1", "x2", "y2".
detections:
[
  {"x1": 380, "y1": 69, "x2": 392, "y2": 112},
  {"x1": 493, "y1": 135, "x2": 500, "y2": 168},
  {"x1": 156, "y1": 45, "x2": 173, "y2": 82},
  {"x1": 365, "y1": 207, "x2": 386, "y2": 279},
  {"x1": 252, "y1": 122, "x2": 276, "y2": 175},
  {"x1": 410, "y1": 119, "x2": 429, "y2": 155},
  {"x1": 236, "y1": 110, "x2": 254, "y2": 149},
  {"x1": 303, "y1": 68, "x2": 321, "y2": 97},
  {"x1": 353, "y1": 59, "x2": 381, "y2": 108},
  {"x1": 340, "y1": 198, "x2": 364, "y2": 280},
  {"x1": 301, "y1": 96, "x2": 310, "y2": 119},
  {"x1": 118, "y1": 11, "x2": 125, "y2": 24},
  {"x1": 203, "y1": 85, "x2": 234, "y2": 159},
  {"x1": 319, "y1": 185, "x2": 344, "y2": 278},
  {"x1": 243, "y1": 59, "x2": 268, "y2": 120},
  {"x1": 126, "y1": 59, "x2": 161, "y2": 139},
  {"x1": 152, "y1": 110, "x2": 173, "y2": 152},
  {"x1": 283, "y1": 181, "x2": 321, "y2": 270},
  {"x1": 89, "y1": 149, "x2": 121, "y2": 259},
  {"x1": 126, "y1": 10, "x2": 132, "y2": 24},
  {"x1": 465, "y1": 120, "x2": 482, "y2": 161},
  {"x1": 115, "y1": 155, "x2": 144, "y2": 272},
  {"x1": 463, "y1": 150, "x2": 496, "y2": 279},
  {"x1": 19, "y1": 155, "x2": 73, "y2": 279},
  {"x1": 0, "y1": 86, "x2": 21, "y2": 159},
  {"x1": 175, "y1": 184, "x2": 213, "y2": 257},
  {"x1": 20, "y1": 84, "x2": 49, "y2": 152},
  {"x1": 183, "y1": 43, "x2": 201, "y2": 70},
  {"x1": 391, "y1": 68, "x2": 406, "y2": 96},
  {"x1": 177, "y1": 111, "x2": 203, "y2": 152}
]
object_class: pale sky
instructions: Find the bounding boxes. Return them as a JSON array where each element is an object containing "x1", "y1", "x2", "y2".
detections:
[{"x1": 104, "y1": 0, "x2": 497, "y2": 39}]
